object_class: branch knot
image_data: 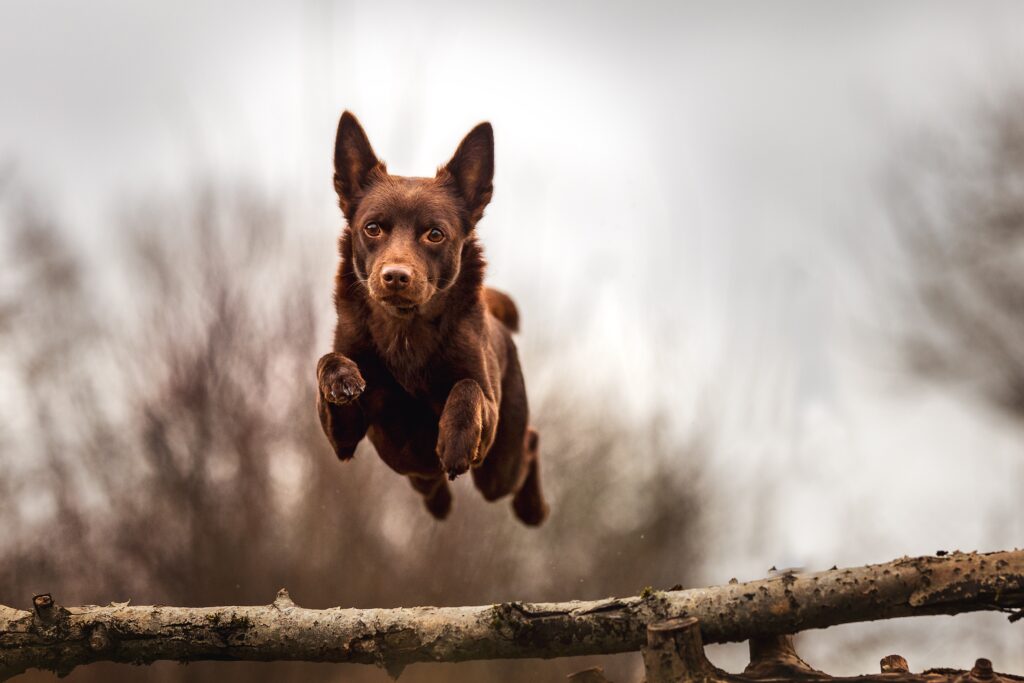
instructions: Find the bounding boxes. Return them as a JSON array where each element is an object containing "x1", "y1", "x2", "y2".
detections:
[{"x1": 273, "y1": 588, "x2": 296, "y2": 610}]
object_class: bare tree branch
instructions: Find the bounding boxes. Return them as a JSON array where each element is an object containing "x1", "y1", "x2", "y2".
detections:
[{"x1": 2, "y1": 550, "x2": 1022, "y2": 680}]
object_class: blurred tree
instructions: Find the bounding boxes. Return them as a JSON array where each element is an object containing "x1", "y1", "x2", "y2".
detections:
[
  {"x1": 0, "y1": 182, "x2": 708, "y2": 683},
  {"x1": 889, "y1": 87, "x2": 1024, "y2": 423}
]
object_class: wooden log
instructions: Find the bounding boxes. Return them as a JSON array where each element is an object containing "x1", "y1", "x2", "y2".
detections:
[{"x1": 2, "y1": 550, "x2": 1023, "y2": 680}]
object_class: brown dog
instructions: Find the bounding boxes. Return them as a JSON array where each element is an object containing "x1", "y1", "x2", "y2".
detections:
[{"x1": 316, "y1": 111, "x2": 548, "y2": 526}]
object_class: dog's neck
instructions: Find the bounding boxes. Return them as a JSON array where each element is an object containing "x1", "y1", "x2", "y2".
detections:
[{"x1": 365, "y1": 299, "x2": 445, "y2": 388}]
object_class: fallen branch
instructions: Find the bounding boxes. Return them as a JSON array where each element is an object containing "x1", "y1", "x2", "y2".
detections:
[{"x1": 1, "y1": 549, "x2": 1022, "y2": 680}]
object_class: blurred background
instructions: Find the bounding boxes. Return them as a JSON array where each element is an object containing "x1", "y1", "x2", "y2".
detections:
[{"x1": 2, "y1": 1, "x2": 1024, "y2": 681}]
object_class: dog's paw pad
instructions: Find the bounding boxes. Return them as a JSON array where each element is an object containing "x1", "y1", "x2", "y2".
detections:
[
  {"x1": 327, "y1": 380, "x2": 364, "y2": 404},
  {"x1": 321, "y1": 369, "x2": 365, "y2": 405}
]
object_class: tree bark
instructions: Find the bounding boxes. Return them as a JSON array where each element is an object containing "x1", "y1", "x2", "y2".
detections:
[{"x1": 2, "y1": 550, "x2": 1022, "y2": 680}]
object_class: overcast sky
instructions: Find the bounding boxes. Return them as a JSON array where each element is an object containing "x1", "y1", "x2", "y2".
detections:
[{"x1": 3, "y1": 0, "x2": 1024, "y2": 672}]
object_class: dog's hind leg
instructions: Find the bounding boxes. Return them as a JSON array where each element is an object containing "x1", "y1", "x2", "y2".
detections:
[
  {"x1": 512, "y1": 428, "x2": 548, "y2": 526},
  {"x1": 408, "y1": 475, "x2": 452, "y2": 520}
]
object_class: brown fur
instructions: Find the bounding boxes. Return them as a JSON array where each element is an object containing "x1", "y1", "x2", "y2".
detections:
[{"x1": 316, "y1": 111, "x2": 548, "y2": 525}]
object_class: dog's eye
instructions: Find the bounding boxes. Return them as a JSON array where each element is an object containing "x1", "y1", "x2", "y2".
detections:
[
  {"x1": 363, "y1": 222, "x2": 382, "y2": 237},
  {"x1": 426, "y1": 227, "x2": 445, "y2": 243}
]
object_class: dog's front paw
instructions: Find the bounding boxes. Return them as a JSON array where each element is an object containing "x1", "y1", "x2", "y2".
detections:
[
  {"x1": 317, "y1": 353, "x2": 366, "y2": 405},
  {"x1": 437, "y1": 422, "x2": 483, "y2": 481}
]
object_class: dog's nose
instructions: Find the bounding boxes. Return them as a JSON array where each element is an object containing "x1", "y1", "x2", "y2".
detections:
[{"x1": 381, "y1": 265, "x2": 412, "y2": 291}]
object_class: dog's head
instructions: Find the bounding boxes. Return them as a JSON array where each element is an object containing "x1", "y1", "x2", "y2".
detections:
[{"x1": 333, "y1": 111, "x2": 493, "y2": 318}]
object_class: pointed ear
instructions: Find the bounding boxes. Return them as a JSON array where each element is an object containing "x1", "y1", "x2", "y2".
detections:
[
  {"x1": 333, "y1": 111, "x2": 382, "y2": 219},
  {"x1": 442, "y1": 122, "x2": 494, "y2": 225}
]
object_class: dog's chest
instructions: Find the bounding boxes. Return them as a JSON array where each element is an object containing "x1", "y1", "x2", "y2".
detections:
[{"x1": 371, "y1": 323, "x2": 441, "y2": 395}]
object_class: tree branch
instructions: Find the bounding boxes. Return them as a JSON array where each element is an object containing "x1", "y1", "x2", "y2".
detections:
[{"x1": 2, "y1": 550, "x2": 1022, "y2": 680}]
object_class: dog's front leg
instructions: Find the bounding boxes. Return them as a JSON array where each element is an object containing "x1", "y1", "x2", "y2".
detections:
[
  {"x1": 317, "y1": 352, "x2": 368, "y2": 460},
  {"x1": 437, "y1": 379, "x2": 498, "y2": 480}
]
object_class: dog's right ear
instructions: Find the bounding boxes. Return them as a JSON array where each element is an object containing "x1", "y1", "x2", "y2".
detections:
[{"x1": 333, "y1": 111, "x2": 382, "y2": 219}]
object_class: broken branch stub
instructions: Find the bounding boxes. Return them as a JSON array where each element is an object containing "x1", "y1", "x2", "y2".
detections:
[{"x1": 642, "y1": 617, "x2": 719, "y2": 683}]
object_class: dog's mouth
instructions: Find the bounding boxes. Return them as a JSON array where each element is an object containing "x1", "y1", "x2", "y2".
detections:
[{"x1": 376, "y1": 296, "x2": 421, "y2": 317}]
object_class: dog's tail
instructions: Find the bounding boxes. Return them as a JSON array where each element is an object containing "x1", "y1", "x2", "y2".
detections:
[{"x1": 484, "y1": 287, "x2": 520, "y2": 333}]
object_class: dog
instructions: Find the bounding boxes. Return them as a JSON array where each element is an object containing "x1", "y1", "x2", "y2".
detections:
[{"x1": 316, "y1": 111, "x2": 548, "y2": 526}]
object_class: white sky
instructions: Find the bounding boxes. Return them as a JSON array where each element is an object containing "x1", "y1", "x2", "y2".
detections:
[{"x1": 3, "y1": 0, "x2": 1024, "y2": 673}]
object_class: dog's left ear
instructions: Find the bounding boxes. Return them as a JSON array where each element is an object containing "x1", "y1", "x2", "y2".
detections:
[{"x1": 442, "y1": 122, "x2": 494, "y2": 226}]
